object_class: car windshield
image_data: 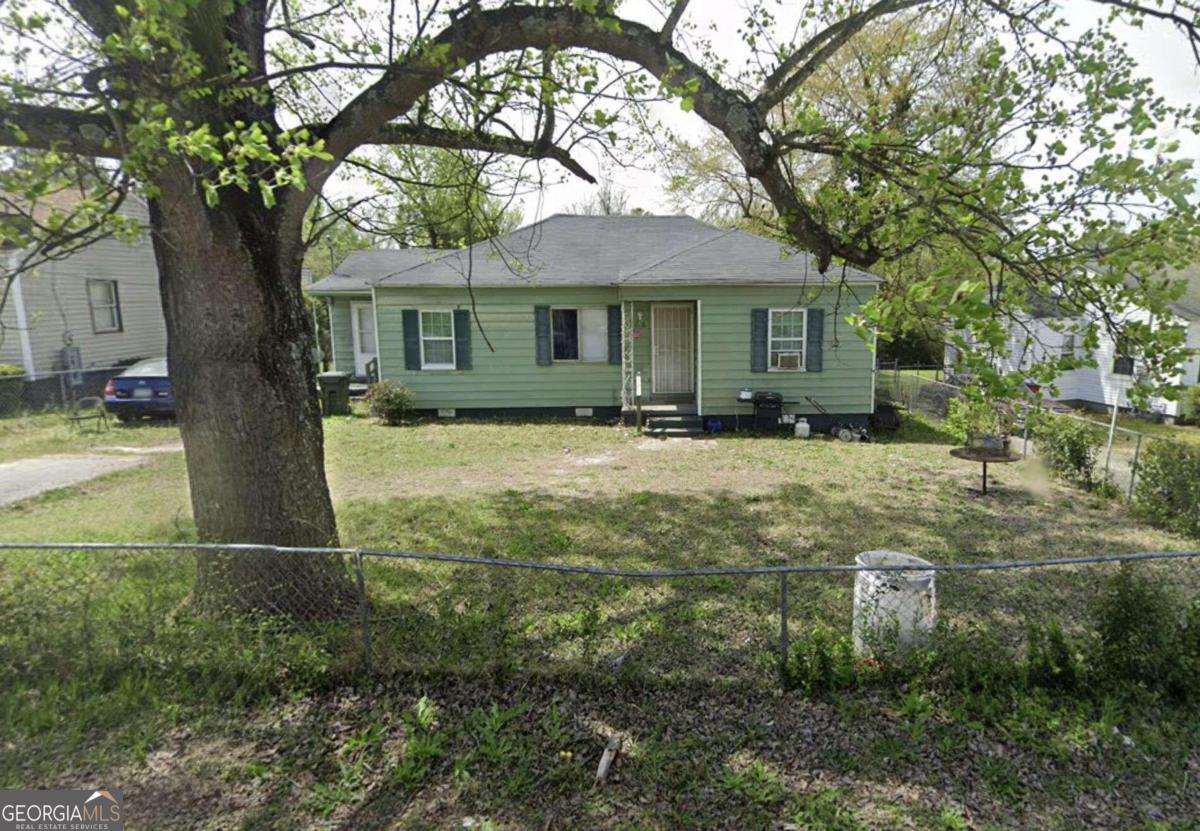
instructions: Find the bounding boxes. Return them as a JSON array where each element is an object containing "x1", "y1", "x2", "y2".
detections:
[{"x1": 121, "y1": 359, "x2": 168, "y2": 377}]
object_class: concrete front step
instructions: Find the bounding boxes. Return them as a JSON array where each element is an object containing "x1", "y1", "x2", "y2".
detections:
[
  {"x1": 644, "y1": 426, "x2": 706, "y2": 438},
  {"x1": 646, "y1": 414, "x2": 704, "y2": 428}
]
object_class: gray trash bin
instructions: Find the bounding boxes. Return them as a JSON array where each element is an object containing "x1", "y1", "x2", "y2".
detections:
[{"x1": 317, "y1": 371, "x2": 351, "y2": 416}]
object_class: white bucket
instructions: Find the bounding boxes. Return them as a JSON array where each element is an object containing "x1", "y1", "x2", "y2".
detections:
[{"x1": 852, "y1": 550, "x2": 937, "y2": 657}]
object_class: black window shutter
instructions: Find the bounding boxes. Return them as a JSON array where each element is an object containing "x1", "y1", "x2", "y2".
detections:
[
  {"x1": 453, "y1": 309, "x2": 471, "y2": 370},
  {"x1": 750, "y1": 308, "x2": 768, "y2": 373},
  {"x1": 402, "y1": 309, "x2": 421, "y2": 371},
  {"x1": 607, "y1": 305, "x2": 621, "y2": 364},
  {"x1": 534, "y1": 305, "x2": 552, "y2": 365},
  {"x1": 806, "y1": 307, "x2": 824, "y2": 372}
]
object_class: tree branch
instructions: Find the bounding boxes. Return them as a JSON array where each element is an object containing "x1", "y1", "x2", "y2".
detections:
[
  {"x1": 367, "y1": 123, "x2": 596, "y2": 183},
  {"x1": 0, "y1": 103, "x2": 117, "y2": 157},
  {"x1": 660, "y1": 0, "x2": 691, "y2": 42},
  {"x1": 756, "y1": 0, "x2": 929, "y2": 113}
]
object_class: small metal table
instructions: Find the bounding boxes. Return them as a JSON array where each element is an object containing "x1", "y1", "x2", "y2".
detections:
[{"x1": 949, "y1": 447, "x2": 1022, "y2": 495}]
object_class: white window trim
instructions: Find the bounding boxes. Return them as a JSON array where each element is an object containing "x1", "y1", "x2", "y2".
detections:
[
  {"x1": 550, "y1": 306, "x2": 609, "y2": 363},
  {"x1": 87, "y1": 278, "x2": 122, "y2": 334},
  {"x1": 418, "y1": 308, "x2": 456, "y2": 370},
  {"x1": 767, "y1": 307, "x2": 807, "y2": 372}
]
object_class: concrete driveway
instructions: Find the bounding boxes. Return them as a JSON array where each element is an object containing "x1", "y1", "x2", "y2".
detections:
[{"x1": 0, "y1": 454, "x2": 149, "y2": 507}]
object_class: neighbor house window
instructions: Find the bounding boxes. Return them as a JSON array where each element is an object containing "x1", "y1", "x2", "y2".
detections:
[
  {"x1": 768, "y1": 309, "x2": 806, "y2": 371},
  {"x1": 552, "y1": 308, "x2": 608, "y2": 362},
  {"x1": 87, "y1": 279, "x2": 122, "y2": 334},
  {"x1": 1061, "y1": 333, "x2": 1075, "y2": 358},
  {"x1": 419, "y1": 309, "x2": 455, "y2": 369}
]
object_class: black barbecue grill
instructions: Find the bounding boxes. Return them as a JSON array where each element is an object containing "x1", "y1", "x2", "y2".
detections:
[{"x1": 751, "y1": 390, "x2": 784, "y2": 429}]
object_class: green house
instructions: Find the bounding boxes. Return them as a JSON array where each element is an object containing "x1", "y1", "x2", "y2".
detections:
[{"x1": 306, "y1": 215, "x2": 881, "y2": 430}]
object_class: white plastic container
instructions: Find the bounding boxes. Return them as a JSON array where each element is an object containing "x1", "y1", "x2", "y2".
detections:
[
  {"x1": 794, "y1": 418, "x2": 811, "y2": 439},
  {"x1": 852, "y1": 550, "x2": 936, "y2": 656}
]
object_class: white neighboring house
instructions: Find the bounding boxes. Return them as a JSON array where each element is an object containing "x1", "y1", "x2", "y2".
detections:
[
  {"x1": 946, "y1": 272, "x2": 1200, "y2": 418},
  {"x1": 0, "y1": 197, "x2": 166, "y2": 380}
]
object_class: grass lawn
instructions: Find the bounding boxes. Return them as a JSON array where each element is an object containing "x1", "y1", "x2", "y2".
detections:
[
  {"x1": 2, "y1": 410, "x2": 1198, "y2": 830},
  {"x1": 0, "y1": 411, "x2": 179, "y2": 464}
]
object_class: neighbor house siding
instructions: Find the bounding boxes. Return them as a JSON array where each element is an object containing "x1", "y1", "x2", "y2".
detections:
[
  {"x1": 0, "y1": 276, "x2": 24, "y2": 368},
  {"x1": 975, "y1": 309, "x2": 1197, "y2": 417},
  {"x1": 326, "y1": 296, "x2": 363, "y2": 374},
  {"x1": 12, "y1": 201, "x2": 166, "y2": 375},
  {"x1": 375, "y1": 286, "x2": 622, "y2": 409},
  {"x1": 619, "y1": 285, "x2": 876, "y2": 416}
]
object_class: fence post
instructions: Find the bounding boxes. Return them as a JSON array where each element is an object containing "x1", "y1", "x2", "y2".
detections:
[
  {"x1": 1022, "y1": 404, "x2": 1031, "y2": 457},
  {"x1": 1128, "y1": 433, "x2": 1143, "y2": 499},
  {"x1": 778, "y1": 573, "x2": 789, "y2": 680},
  {"x1": 353, "y1": 550, "x2": 371, "y2": 669}
]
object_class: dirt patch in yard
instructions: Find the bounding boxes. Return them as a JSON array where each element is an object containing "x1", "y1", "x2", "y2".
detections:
[{"x1": 94, "y1": 677, "x2": 1199, "y2": 831}]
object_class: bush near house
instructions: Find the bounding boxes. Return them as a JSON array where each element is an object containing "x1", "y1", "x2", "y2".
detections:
[
  {"x1": 1133, "y1": 440, "x2": 1200, "y2": 540},
  {"x1": 364, "y1": 379, "x2": 415, "y2": 425},
  {"x1": 1031, "y1": 414, "x2": 1104, "y2": 490}
]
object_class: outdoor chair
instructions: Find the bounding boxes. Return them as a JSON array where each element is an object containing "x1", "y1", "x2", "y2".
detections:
[{"x1": 67, "y1": 396, "x2": 109, "y2": 431}]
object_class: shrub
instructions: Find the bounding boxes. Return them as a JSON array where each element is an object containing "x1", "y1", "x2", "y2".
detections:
[
  {"x1": 1133, "y1": 440, "x2": 1200, "y2": 539},
  {"x1": 1025, "y1": 622, "x2": 1082, "y2": 692},
  {"x1": 364, "y1": 380, "x2": 415, "y2": 425},
  {"x1": 1089, "y1": 566, "x2": 1187, "y2": 695},
  {"x1": 945, "y1": 398, "x2": 1011, "y2": 445},
  {"x1": 1178, "y1": 385, "x2": 1200, "y2": 424},
  {"x1": 0, "y1": 363, "x2": 23, "y2": 377},
  {"x1": 1031, "y1": 414, "x2": 1104, "y2": 490},
  {"x1": 784, "y1": 625, "x2": 859, "y2": 695}
]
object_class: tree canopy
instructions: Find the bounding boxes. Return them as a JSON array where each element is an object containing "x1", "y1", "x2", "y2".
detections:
[
  {"x1": 3, "y1": 1, "x2": 1197, "y2": 402},
  {"x1": 1, "y1": 1, "x2": 1199, "y2": 591}
]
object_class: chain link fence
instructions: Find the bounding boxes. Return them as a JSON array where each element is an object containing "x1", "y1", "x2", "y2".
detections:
[
  {"x1": 874, "y1": 363, "x2": 1192, "y2": 499},
  {"x1": 0, "y1": 366, "x2": 128, "y2": 415},
  {"x1": 875, "y1": 363, "x2": 964, "y2": 420},
  {"x1": 2, "y1": 543, "x2": 1198, "y2": 693}
]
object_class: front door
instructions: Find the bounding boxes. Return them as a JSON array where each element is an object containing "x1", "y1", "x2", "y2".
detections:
[
  {"x1": 350, "y1": 301, "x2": 377, "y2": 377},
  {"x1": 651, "y1": 304, "x2": 695, "y2": 394}
]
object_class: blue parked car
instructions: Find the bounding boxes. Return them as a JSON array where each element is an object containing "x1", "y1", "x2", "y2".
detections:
[{"x1": 104, "y1": 358, "x2": 175, "y2": 422}]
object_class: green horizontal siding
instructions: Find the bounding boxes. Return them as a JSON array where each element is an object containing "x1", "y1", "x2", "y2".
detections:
[
  {"x1": 620, "y1": 285, "x2": 876, "y2": 415},
  {"x1": 376, "y1": 287, "x2": 621, "y2": 409},
  {"x1": 371, "y1": 283, "x2": 876, "y2": 414}
]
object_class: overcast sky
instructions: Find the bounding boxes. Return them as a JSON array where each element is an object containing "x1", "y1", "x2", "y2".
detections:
[{"x1": 514, "y1": 0, "x2": 1200, "y2": 224}]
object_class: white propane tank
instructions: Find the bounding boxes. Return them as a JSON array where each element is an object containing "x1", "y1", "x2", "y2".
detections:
[{"x1": 794, "y1": 418, "x2": 811, "y2": 439}]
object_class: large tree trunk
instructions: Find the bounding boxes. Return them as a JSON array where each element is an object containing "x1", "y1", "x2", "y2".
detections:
[{"x1": 149, "y1": 168, "x2": 354, "y2": 620}]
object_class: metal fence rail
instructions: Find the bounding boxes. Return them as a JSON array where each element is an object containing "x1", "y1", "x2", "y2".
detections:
[
  {"x1": 2, "y1": 542, "x2": 1198, "y2": 688},
  {"x1": 875, "y1": 366, "x2": 1189, "y2": 498},
  {"x1": 0, "y1": 365, "x2": 129, "y2": 414}
]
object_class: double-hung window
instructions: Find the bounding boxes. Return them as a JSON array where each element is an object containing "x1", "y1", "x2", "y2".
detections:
[
  {"x1": 768, "y1": 309, "x2": 806, "y2": 371},
  {"x1": 551, "y1": 308, "x2": 608, "y2": 362},
  {"x1": 419, "y1": 310, "x2": 455, "y2": 369},
  {"x1": 1060, "y1": 333, "x2": 1076, "y2": 358},
  {"x1": 87, "y1": 279, "x2": 122, "y2": 334}
]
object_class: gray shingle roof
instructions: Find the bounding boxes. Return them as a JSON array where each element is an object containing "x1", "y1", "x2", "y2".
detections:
[
  {"x1": 364, "y1": 215, "x2": 881, "y2": 288},
  {"x1": 306, "y1": 248, "x2": 439, "y2": 294},
  {"x1": 620, "y1": 228, "x2": 880, "y2": 285}
]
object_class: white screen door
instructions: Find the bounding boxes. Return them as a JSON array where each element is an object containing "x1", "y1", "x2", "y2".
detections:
[
  {"x1": 651, "y1": 304, "x2": 695, "y2": 394},
  {"x1": 350, "y1": 302, "x2": 377, "y2": 376}
]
